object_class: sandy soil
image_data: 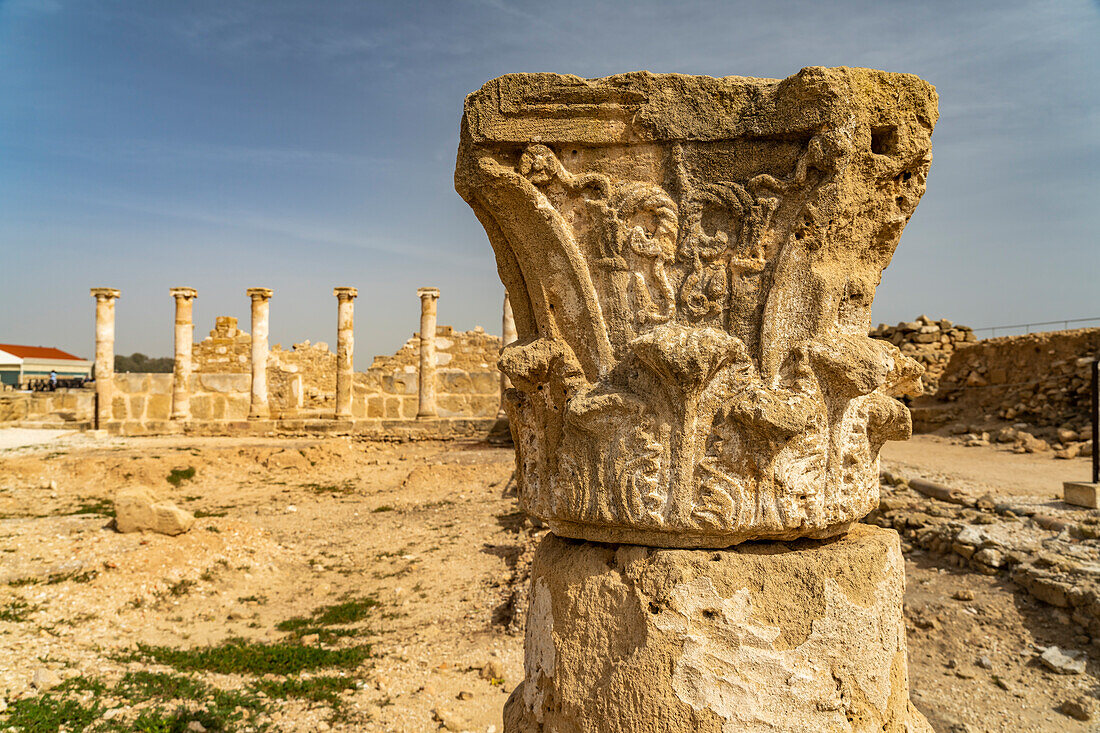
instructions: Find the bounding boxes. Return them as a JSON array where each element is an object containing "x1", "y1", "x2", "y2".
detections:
[
  {"x1": 0, "y1": 432, "x2": 1095, "y2": 732},
  {"x1": 881, "y1": 434, "x2": 1092, "y2": 499}
]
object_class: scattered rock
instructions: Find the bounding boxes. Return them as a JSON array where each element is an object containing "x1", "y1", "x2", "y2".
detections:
[
  {"x1": 952, "y1": 589, "x2": 975, "y2": 601},
  {"x1": 457, "y1": 690, "x2": 473, "y2": 700},
  {"x1": 1058, "y1": 695, "x2": 1094, "y2": 721},
  {"x1": 1039, "y1": 646, "x2": 1086, "y2": 675},
  {"x1": 31, "y1": 668, "x2": 61, "y2": 690},
  {"x1": 114, "y1": 487, "x2": 194, "y2": 535},
  {"x1": 976, "y1": 655, "x2": 993, "y2": 670},
  {"x1": 264, "y1": 449, "x2": 310, "y2": 470},
  {"x1": 187, "y1": 722, "x2": 208, "y2": 733},
  {"x1": 480, "y1": 660, "x2": 505, "y2": 681},
  {"x1": 300, "y1": 634, "x2": 319, "y2": 645},
  {"x1": 432, "y1": 706, "x2": 470, "y2": 731}
]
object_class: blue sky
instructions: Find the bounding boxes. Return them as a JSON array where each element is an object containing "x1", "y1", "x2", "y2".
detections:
[{"x1": 1, "y1": 0, "x2": 1097, "y2": 367}]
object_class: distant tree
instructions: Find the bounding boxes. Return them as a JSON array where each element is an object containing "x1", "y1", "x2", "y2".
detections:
[{"x1": 114, "y1": 352, "x2": 174, "y2": 373}]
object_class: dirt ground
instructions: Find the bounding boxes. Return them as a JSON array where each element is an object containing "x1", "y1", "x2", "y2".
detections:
[{"x1": 0, "y1": 431, "x2": 1096, "y2": 732}]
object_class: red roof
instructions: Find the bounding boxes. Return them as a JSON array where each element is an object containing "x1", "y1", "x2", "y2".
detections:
[{"x1": 0, "y1": 344, "x2": 86, "y2": 361}]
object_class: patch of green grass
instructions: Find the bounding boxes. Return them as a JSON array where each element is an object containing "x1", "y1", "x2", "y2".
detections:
[
  {"x1": 254, "y1": 675, "x2": 356, "y2": 707},
  {"x1": 238, "y1": 595, "x2": 268, "y2": 604},
  {"x1": 193, "y1": 509, "x2": 228, "y2": 518},
  {"x1": 372, "y1": 505, "x2": 394, "y2": 513},
  {"x1": 124, "y1": 639, "x2": 371, "y2": 675},
  {"x1": 0, "y1": 598, "x2": 38, "y2": 622},
  {"x1": 46, "y1": 568, "x2": 99, "y2": 585},
  {"x1": 68, "y1": 497, "x2": 115, "y2": 517},
  {"x1": 167, "y1": 579, "x2": 196, "y2": 596},
  {"x1": 166, "y1": 466, "x2": 196, "y2": 487},
  {"x1": 0, "y1": 677, "x2": 105, "y2": 733},
  {"x1": 276, "y1": 596, "x2": 380, "y2": 634}
]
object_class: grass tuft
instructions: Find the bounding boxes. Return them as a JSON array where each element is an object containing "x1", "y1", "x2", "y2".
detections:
[
  {"x1": 166, "y1": 467, "x2": 196, "y2": 487},
  {"x1": 124, "y1": 639, "x2": 371, "y2": 675}
]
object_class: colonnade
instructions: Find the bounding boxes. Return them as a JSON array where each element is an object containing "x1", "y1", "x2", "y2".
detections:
[{"x1": 90, "y1": 285, "x2": 514, "y2": 424}]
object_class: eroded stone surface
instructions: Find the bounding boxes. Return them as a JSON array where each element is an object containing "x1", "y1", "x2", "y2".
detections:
[
  {"x1": 505, "y1": 525, "x2": 931, "y2": 733},
  {"x1": 114, "y1": 487, "x2": 194, "y2": 536},
  {"x1": 456, "y1": 68, "x2": 937, "y2": 546}
]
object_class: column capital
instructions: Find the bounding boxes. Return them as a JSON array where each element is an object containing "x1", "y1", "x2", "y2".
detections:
[
  {"x1": 170, "y1": 287, "x2": 197, "y2": 300},
  {"x1": 333, "y1": 286, "x2": 358, "y2": 300},
  {"x1": 246, "y1": 287, "x2": 273, "y2": 301},
  {"x1": 417, "y1": 287, "x2": 440, "y2": 301},
  {"x1": 90, "y1": 287, "x2": 120, "y2": 301}
]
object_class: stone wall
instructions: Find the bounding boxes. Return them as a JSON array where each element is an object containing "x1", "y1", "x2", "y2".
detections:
[
  {"x1": 194, "y1": 316, "x2": 251, "y2": 373},
  {"x1": 0, "y1": 321, "x2": 504, "y2": 430},
  {"x1": 870, "y1": 316, "x2": 978, "y2": 394},
  {"x1": 912, "y1": 327, "x2": 1100, "y2": 434},
  {"x1": 351, "y1": 326, "x2": 501, "y2": 420},
  {"x1": 0, "y1": 390, "x2": 93, "y2": 425}
]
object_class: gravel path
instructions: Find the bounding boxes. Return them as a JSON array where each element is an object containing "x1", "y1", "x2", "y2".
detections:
[{"x1": 0, "y1": 428, "x2": 78, "y2": 451}]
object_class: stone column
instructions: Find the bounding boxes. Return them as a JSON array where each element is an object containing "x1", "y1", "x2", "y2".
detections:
[
  {"x1": 90, "y1": 288, "x2": 120, "y2": 430},
  {"x1": 169, "y1": 287, "x2": 197, "y2": 420},
  {"x1": 498, "y1": 292, "x2": 517, "y2": 418},
  {"x1": 333, "y1": 287, "x2": 358, "y2": 419},
  {"x1": 416, "y1": 287, "x2": 440, "y2": 419},
  {"x1": 246, "y1": 288, "x2": 273, "y2": 419},
  {"x1": 456, "y1": 68, "x2": 938, "y2": 732}
]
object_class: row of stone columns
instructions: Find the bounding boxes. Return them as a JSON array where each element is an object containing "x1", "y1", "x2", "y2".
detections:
[{"x1": 91, "y1": 285, "x2": 514, "y2": 426}]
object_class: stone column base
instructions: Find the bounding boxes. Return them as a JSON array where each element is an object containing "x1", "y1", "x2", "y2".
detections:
[{"x1": 506, "y1": 525, "x2": 931, "y2": 733}]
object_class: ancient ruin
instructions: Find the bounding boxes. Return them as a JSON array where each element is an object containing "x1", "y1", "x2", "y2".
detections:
[
  {"x1": 456, "y1": 66, "x2": 938, "y2": 730},
  {"x1": 90, "y1": 287, "x2": 120, "y2": 430}
]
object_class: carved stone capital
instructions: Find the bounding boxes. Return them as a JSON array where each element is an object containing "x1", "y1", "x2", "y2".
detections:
[
  {"x1": 90, "y1": 287, "x2": 120, "y2": 301},
  {"x1": 456, "y1": 67, "x2": 937, "y2": 547},
  {"x1": 169, "y1": 287, "x2": 197, "y2": 301},
  {"x1": 246, "y1": 287, "x2": 273, "y2": 302},
  {"x1": 333, "y1": 286, "x2": 358, "y2": 301}
]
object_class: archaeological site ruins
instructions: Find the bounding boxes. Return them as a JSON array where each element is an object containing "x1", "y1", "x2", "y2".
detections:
[{"x1": 1, "y1": 64, "x2": 1098, "y2": 733}]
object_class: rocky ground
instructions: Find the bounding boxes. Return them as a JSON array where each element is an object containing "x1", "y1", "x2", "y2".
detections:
[{"x1": 0, "y1": 431, "x2": 1095, "y2": 732}]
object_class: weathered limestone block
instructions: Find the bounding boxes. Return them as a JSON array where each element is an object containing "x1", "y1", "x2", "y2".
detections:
[
  {"x1": 114, "y1": 487, "x2": 195, "y2": 536},
  {"x1": 456, "y1": 68, "x2": 936, "y2": 547},
  {"x1": 506, "y1": 525, "x2": 930, "y2": 733}
]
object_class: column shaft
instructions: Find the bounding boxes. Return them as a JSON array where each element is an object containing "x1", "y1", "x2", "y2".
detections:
[
  {"x1": 247, "y1": 288, "x2": 273, "y2": 419},
  {"x1": 333, "y1": 287, "x2": 358, "y2": 418},
  {"x1": 416, "y1": 287, "x2": 440, "y2": 418},
  {"x1": 90, "y1": 288, "x2": 120, "y2": 430},
  {"x1": 170, "y1": 288, "x2": 197, "y2": 420}
]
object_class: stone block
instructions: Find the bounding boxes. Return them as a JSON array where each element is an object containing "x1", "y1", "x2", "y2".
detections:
[
  {"x1": 469, "y1": 371, "x2": 500, "y2": 394},
  {"x1": 384, "y1": 396, "x2": 401, "y2": 418},
  {"x1": 190, "y1": 396, "x2": 212, "y2": 420},
  {"x1": 198, "y1": 373, "x2": 250, "y2": 394},
  {"x1": 146, "y1": 393, "x2": 171, "y2": 420},
  {"x1": 439, "y1": 370, "x2": 473, "y2": 393},
  {"x1": 114, "y1": 487, "x2": 194, "y2": 536},
  {"x1": 366, "y1": 395, "x2": 385, "y2": 418},
  {"x1": 1064, "y1": 482, "x2": 1100, "y2": 509},
  {"x1": 111, "y1": 395, "x2": 128, "y2": 420},
  {"x1": 505, "y1": 525, "x2": 930, "y2": 733},
  {"x1": 437, "y1": 394, "x2": 469, "y2": 416}
]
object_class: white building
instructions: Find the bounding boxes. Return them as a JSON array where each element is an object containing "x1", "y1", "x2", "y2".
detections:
[{"x1": 0, "y1": 344, "x2": 93, "y2": 388}]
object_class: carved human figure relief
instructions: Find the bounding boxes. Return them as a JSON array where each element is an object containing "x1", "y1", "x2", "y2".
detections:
[{"x1": 457, "y1": 68, "x2": 937, "y2": 547}]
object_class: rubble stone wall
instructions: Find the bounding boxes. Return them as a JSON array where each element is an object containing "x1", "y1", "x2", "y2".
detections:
[
  {"x1": 915, "y1": 328, "x2": 1100, "y2": 434},
  {"x1": 870, "y1": 315, "x2": 978, "y2": 394},
  {"x1": 350, "y1": 326, "x2": 501, "y2": 420}
]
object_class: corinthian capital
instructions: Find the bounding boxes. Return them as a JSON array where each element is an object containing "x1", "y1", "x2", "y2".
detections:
[{"x1": 456, "y1": 67, "x2": 937, "y2": 547}]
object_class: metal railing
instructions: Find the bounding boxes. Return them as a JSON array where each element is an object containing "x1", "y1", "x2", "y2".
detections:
[{"x1": 973, "y1": 317, "x2": 1100, "y2": 338}]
